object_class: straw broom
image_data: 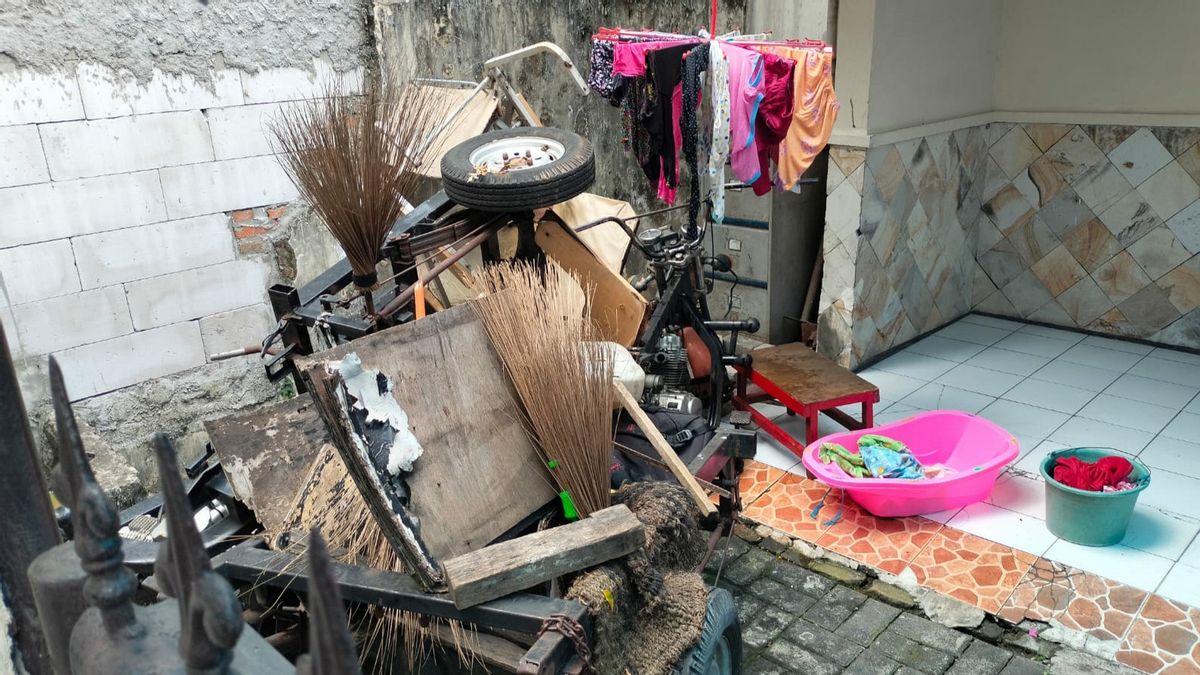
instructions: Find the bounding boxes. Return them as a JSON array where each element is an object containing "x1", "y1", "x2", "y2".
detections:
[
  {"x1": 270, "y1": 71, "x2": 446, "y2": 316},
  {"x1": 473, "y1": 261, "x2": 616, "y2": 518}
]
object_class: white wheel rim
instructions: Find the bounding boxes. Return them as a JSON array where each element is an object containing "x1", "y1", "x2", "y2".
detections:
[{"x1": 469, "y1": 136, "x2": 565, "y2": 173}]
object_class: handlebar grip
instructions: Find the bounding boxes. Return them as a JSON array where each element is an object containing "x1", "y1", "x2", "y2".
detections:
[{"x1": 704, "y1": 319, "x2": 760, "y2": 333}]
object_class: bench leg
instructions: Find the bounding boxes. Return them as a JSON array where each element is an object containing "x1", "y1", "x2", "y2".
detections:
[
  {"x1": 805, "y1": 411, "x2": 819, "y2": 446},
  {"x1": 863, "y1": 401, "x2": 874, "y2": 428}
]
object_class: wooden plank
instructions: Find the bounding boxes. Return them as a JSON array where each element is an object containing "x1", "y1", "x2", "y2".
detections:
[
  {"x1": 204, "y1": 395, "x2": 329, "y2": 534},
  {"x1": 298, "y1": 302, "x2": 557, "y2": 588},
  {"x1": 535, "y1": 220, "x2": 647, "y2": 348},
  {"x1": 442, "y1": 504, "x2": 643, "y2": 609},
  {"x1": 612, "y1": 383, "x2": 717, "y2": 515},
  {"x1": 751, "y1": 343, "x2": 878, "y2": 406}
]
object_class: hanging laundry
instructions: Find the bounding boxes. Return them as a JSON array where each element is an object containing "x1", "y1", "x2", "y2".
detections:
[
  {"x1": 644, "y1": 43, "x2": 698, "y2": 204},
  {"x1": 719, "y1": 41, "x2": 765, "y2": 185},
  {"x1": 748, "y1": 52, "x2": 796, "y2": 196},
  {"x1": 680, "y1": 43, "x2": 710, "y2": 226},
  {"x1": 613, "y1": 38, "x2": 698, "y2": 77},
  {"x1": 587, "y1": 39, "x2": 621, "y2": 100},
  {"x1": 750, "y1": 45, "x2": 838, "y2": 190},
  {"x1": 706, "y1": 42, "x2": 731, "y2": 223}
]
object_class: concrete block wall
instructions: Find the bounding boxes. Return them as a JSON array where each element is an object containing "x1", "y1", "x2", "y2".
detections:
[{"x1": 0, "y1": 61, "x2": 358, "y2": 401}]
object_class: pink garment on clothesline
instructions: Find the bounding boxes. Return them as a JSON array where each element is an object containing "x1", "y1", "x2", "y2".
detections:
[
  {"x1": 612, "y1": 39, "x2": 699, "y2": 77},
  {"x1": 719, "y1": 41, "x2": 765, "y2": 185}
]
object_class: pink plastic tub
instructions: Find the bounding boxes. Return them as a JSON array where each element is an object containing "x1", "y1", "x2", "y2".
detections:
[{"x1": 800, "y1": 411, "x2": 1019, "y2": 517}]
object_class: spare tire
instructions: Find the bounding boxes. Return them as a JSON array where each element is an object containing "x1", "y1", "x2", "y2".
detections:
[{"x1": 440, "y1": 127, "x2": 595, "y2": 212}]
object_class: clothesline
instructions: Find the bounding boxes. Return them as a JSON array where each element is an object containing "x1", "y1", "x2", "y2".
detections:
[{"x1": 587, "y1": 28, "x2": 839, "y2": 230}]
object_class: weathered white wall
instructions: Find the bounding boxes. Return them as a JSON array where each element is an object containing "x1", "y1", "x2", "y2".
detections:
[
  {"x1": 994, "y1": 0, "x2": 1200, "y2": 116},
  {"x1": 0, "y1": 2, "x2": 364, "y2": 502},
  {"x1": 831, "y1": 0, "x2": 876, "y2": 145},
  {"x1": 866, "y1": 0, "x2": 1001, "y2": 134}
]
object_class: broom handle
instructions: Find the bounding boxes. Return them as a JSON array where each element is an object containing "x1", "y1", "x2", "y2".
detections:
[{"x1": 613, "y1": 383, "x2": 718, "y2": 515}]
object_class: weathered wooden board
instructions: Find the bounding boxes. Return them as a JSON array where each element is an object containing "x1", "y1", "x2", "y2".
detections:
[
  {"x1": 204, "y1": 395, "x2": 329, "y2": 534},
  {"x1": 613, "y1": 383, "x2": 717, "y2": 516},
  {"x1": 297, "y1": 302, "x2": 556, "y2": 587},
  {"x1": 535, "y1": 220, "x2": 647, "y2": 347},
  {"x1": 442, "y1": 504, "x2": 644, "y2": 609}
]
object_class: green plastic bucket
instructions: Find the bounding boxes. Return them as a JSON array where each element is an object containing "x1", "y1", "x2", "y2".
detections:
[{"x1": 1041, "y1": 447, "x2": 1150, "y2": 547}]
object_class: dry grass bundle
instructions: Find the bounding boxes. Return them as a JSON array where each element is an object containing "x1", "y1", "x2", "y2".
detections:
[
  {"x1": 473, "y1": 261, "x2": 616, "y2": 517},
  {"x1": 270, "y1": 72, "x2": 447, "y2": 303},
  {"x1": 273, "y1": 447, "x2": 477, "y2": 673}
]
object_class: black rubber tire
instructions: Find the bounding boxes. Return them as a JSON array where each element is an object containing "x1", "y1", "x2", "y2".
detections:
[
  {"x1": 674, "y1": 588, "x2": 743, "y2": 675},
  {"x1": 439, "y1": 127, "x2": 595, "y2": 212}
]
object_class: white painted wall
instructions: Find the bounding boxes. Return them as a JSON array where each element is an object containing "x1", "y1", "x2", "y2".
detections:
[
  {"x1": 994, "y1": 0, "x2": 1200, "y2": 115},
  {"x1": 0, "y1": 61, "x2": 357, "y2": 401},
  {"x1": 831, "y1": 0, "x2": 876, "y2": 144},
  {"x1": 866, "y1": 0, "x2": 1001, "y2": 134}
]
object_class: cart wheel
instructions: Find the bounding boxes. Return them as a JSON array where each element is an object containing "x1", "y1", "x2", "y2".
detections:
[
  {"x1": 439, "y1": 127, "x2": 594, "y2": 212},
  {"x1": 675, "y1": 588, "x2": 742, "y2": 675}
]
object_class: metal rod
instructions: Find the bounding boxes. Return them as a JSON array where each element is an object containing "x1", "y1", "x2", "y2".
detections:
[
  {"x1": 0, "y1": 322, "x2": 58, "y2": 675},
  {"x1": 377, "y1": 223, "x2": 496, "y2": 318}
]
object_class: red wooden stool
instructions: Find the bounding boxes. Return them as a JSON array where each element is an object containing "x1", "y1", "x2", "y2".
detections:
[{"x1": 734, "y1": 343, "x2": 880, "y2": 458}]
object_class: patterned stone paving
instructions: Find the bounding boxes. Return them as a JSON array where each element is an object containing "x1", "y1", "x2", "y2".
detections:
[{"x1": 737, "y1": 458, "x2": 1200, "y2": 673}]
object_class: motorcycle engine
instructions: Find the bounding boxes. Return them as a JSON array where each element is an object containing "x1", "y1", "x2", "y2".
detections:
[{"x1": 642, "y1": 332, "x2": 702, "y2": 415}]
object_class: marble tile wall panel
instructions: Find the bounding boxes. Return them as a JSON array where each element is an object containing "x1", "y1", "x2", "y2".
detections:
[{"x1": 973, "y1": 123, "x2": 1200, "y2": 350}]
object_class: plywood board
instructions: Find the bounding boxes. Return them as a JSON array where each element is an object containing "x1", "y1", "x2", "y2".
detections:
[
  {"x1": 535, "y1": 220, "x2": 647, "y2": 347},
  {"x1": 409, "y1": 85, "x2": 499, "y2": 177},
  {"x1": 549, "y1": 193, "x2": 636, "y2": 274},
  {"x1": 298, "y1": 302, "x2": 556, "y2": 587},
  {"x1": 204, "y1": 395, "x2": 329, "y2": 534}
]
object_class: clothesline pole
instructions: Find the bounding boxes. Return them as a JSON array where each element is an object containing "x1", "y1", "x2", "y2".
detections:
[{"x1": 710, "y1": 0, "x2": 718, "y2": 36}]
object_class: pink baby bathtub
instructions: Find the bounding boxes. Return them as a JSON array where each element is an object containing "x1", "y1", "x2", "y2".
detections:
[{"x1": 800, "y1": 410, "x2": 1019, "y2": 517}]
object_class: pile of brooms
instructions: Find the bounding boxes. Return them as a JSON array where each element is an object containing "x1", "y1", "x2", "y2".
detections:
[{"x1": 269, "y1": 73, "x2": 619, "y2": 670}]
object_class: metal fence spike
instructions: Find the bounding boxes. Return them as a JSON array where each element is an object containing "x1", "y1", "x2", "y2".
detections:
[
  {"x1": 296, "y1": 529, "x2": 362, "y2": 675},
  {"x1": 153, "y1": 433, "x2": 244, "y2": 673},
  {"x1": 48, "y1": 356, "x2": 143, "y2": 639}
]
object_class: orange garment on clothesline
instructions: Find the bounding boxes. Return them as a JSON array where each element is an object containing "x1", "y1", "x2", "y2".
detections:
[{"x1": 749, "y1": 46, "x2": 838, "y2": 190}]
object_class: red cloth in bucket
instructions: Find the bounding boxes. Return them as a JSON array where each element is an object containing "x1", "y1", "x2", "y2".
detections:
[{"x1": 1053, "y1": 455, "x2": 1133, "y2": 491}]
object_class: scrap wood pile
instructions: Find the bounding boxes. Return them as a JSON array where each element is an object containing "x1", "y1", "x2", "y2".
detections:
[{"x1": 207, "y1": 259, "x2": 716, "y2": 673}]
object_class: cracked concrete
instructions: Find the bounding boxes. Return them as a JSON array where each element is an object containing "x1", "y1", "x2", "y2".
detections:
[{"x1": 0, "y1": 0, "x2": 370, "y2": 81}]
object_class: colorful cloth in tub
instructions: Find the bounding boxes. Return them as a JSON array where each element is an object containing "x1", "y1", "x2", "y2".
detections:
[{"x1": 818, "y1": 435, "x2": 926, "y2": 480}]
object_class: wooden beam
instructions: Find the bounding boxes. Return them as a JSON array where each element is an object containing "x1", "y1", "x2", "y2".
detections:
[
  {"x1": 427, "y1": 623, "x2": 527, "y2": 673},
  {"x1": 612, "y1": 383, "x2": 718, "y2": 515},
  {"x1": 442, "y1": 504, "x2": 643, "y2": 609}
]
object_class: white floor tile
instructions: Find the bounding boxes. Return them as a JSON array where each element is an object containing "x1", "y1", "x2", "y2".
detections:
[
  {"x1": 900, "y1": 383, "x2": 995, "y2": 414},
  {"x1": 1156, "y1": 564, "x2": 1200, "y2": 608},
  {"x1": 921, "y1": 506, "x2": 962, "y2": 524},
  {"x1": 874, "y1": 403, "x2": 933, "y2": 426},
  {"x1": 1128, "y1": 357, "x2": 1200, "y2": 388},
  {"x1": 948, "y1": 502, "x2": 1057, "y2": 555},
  {"x1": 978, "y1": 399, "x2": 1071, "y2": 438},
  {"x1": 1120, "y1": 506, "x2": 1200, "y2": 560},
  {"x1": 1139, "y1": 435, "x2": 1200, "y2": 480},
  {"x1": 1150, "y1": 346, "x2": 1200, "y2": 366},
  {"x1": 966, "y1": 348, "x2": 1052, "y2": 377},
  {"x1": 857, "y1": 369, "x2": 928, "y2": 406},
  {"x1": 1138, "y1": 468, "x2": 1200, "y2": 520},
  {"x1": 960, "y1": 314, "x2": 1027, "y2": 331},
  {"x1": 1003, "y1": 378, "x2": 1097, "y2": 414},
  {"x1": 1030, "y1": 359, "x2": 1123, "y2": 392},
  {"x1": 1178, "y1": 531, "x2": 1200, "y2": 569},
  {"x1": 871, "y1": 352, "x2": 959, "y2": 382},
  {"x1": 1016, "y1": 323, "x2": 1086, "y2": 344},
  {"x1": 936, "y1": 321, "x2": 1015, "y2": 346},
  {"x1": 1047, "y1": 418, "x2": 1153, "y2": 455},
  {"x1": 1014, "y1": 440, "x2": 1071, "y2": 476},
  {"x1": 994, "y1": 332, "x2": 1076, "y2": 359},
  {"x1": 1160, "y1": 411, "x2": 1200, "y2": 442},
  {"x1": 1058, "y1": 343, "x2": 1146, "y2": 372},
  {"x1": 1104, "y1": 373, "x2": 1200, "y2": 411},
  {"x1": 1077, "y1": 394, "x2": 1177, "y2": 434},
  {"x1": 936, "y1": 364, "x2": 1024, "y2": 397},
  {"x1": 1080, "y1": 334, "x2": 1156, "y2": 355},
  {"x1": 903, "y1": 336, "x2": 987, "y2": 363},
  {"x1": 1186, "y1": 395, "x2": 1200, "y2": 415},
  {"x1": 987, "y1": 471, "x2": 1047, "y2": 518},
  {"x1": 1044, "y1": 539, "x2": 1173, "y2": 591},
  {"x1": 754, "y1": 433, "x2": 807, "y2": 473},
  {"x1": 1012, "y1": 435, "x2": 1045, "y2": 462}
]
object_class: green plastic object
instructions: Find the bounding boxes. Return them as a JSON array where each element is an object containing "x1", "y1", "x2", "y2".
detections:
[
  {"x1": 558, "y1": 490, "x2": 579, "y2": 521},
  {"x1": 1041, "y1": 447, "x2": 1150, "y2": 547}
]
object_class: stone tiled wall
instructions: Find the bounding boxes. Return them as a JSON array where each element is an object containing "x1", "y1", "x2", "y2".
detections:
[
  {"x1": 817, "y1": 122, "x2": 1200, "y2": 368},
  {"x1": 973, "y1": 123, "x2": 1200, "y2": 348}
]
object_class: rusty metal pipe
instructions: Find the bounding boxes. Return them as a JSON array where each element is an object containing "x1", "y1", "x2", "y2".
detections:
[{"x1": 378, "y1": 225, "x2": 494, "y2": 318}]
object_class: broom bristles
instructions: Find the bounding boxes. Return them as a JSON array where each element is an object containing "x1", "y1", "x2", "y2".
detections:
[
  {"x1": 473, "y1": 261, "x2": 615, "y2": 517},
  {"x1": 270, "y1": 71, "x2": 448, "y2": 284}
]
